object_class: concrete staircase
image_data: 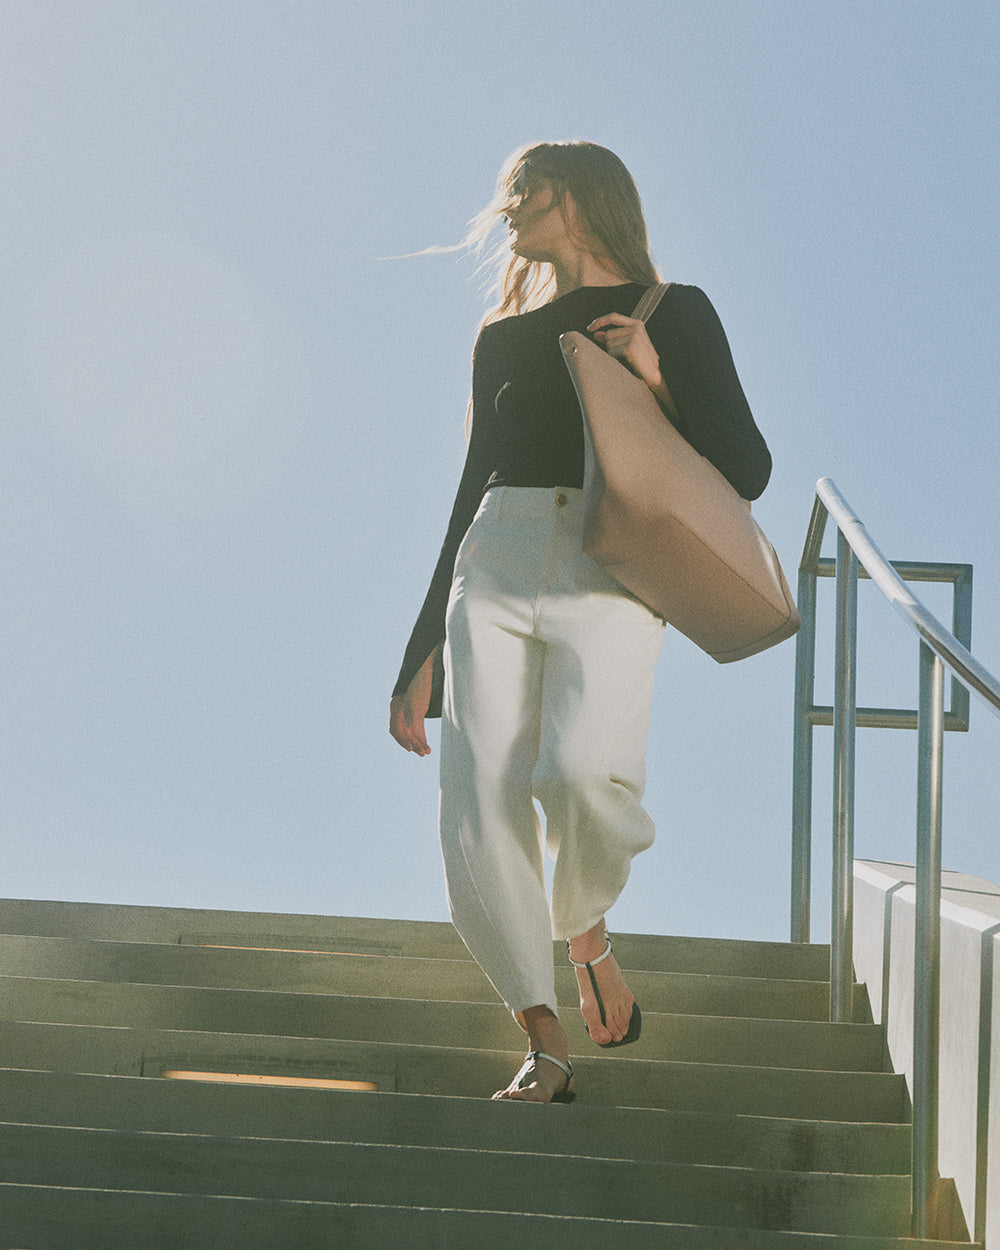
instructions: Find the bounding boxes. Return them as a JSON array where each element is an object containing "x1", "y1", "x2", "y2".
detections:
[{"x1": 0, "y1": 899, "x2": 978, "y2": 1248}]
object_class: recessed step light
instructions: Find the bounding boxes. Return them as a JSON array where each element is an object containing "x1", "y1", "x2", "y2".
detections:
[{"x1": 160, "y1": 1069, "x2": 378, "y2": 1091}]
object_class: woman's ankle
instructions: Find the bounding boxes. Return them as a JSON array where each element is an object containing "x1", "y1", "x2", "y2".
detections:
[
  {"x1": 567, "y1": 919, "x2": 609, "y2": 965},
  {"x1": 519, "y1": 1005, "x2": 567, "y2": 1061}
]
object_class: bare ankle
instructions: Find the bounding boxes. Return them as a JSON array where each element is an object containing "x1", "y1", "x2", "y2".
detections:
[{"x1": 518, "y1": 1005, "x2": 567, "y2": 1062}]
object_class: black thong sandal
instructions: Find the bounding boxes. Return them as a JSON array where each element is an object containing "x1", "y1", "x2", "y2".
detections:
[
  {"x1": 567, "y1": 936, "x2": 642, "y2": 1048},
  {"x1": 504, "y1": 1051, "x2": 575, "y2": 1104}
]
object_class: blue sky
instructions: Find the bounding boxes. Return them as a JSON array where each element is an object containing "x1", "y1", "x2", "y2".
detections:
[{"x1": 2, "y1": 1, "x2": 998, "y2": 943}]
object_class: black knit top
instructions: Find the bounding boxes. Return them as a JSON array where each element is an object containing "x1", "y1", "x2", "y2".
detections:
[{"x1": 393, "y1": 282, "x2": 771, "y2": 713}]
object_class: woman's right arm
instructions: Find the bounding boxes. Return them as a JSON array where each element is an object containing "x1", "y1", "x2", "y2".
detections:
[
  {"x1": 389, "y1": 325, "x2": 495, "y2": 752},
  {"x1": 389, "y1": 644, "x2": 440, "y2": 756}
]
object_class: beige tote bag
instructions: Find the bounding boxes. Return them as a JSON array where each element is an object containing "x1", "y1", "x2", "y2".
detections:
[{"x1": 560, "y1": 284, "x2": 800, "y2": 662}]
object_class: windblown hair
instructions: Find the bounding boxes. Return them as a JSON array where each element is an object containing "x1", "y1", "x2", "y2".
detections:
[{"x1": 468, "y1": 140, "x2": 660, "y2": 324}]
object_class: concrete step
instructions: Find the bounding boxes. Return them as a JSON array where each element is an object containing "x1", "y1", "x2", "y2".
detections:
[
  {"x1": 0, "y1": 933, "x2": 856, "y2": 1021},
  {"x1": 0, "y1": 1068, "x2": 910, "y2": 1175},
  {"x1": 0, "y1": 1022, "x2": 908, "y2": 1121},
  {"x1": 0, "y1": 899, "x2": 834, "y2": 979},
  {"x1": 0, "y1": 1184, "x2": 976, "y2": 1250},
  {"x1": 0, "y1": 1121, "x2": 918, "y2": 1237},
  {"x1": 0, "y1": 974, "x2": 886, "y2": 1069}
]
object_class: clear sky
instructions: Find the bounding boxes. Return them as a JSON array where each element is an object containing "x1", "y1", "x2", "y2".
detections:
[{"x1": 2, "y1": 1, "x2": 998, "y2": 943}]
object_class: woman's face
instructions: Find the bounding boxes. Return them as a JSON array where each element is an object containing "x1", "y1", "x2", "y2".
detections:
[{"x1": 505, "y1": 173, "x2": 580, "y2": 264}]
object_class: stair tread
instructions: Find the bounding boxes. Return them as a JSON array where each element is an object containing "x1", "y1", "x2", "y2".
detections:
[
  {"x1": 0, "y1": 931, "x2": 839, "y2": 984},
  {"x1": 0, "y1": 901, "x2": 833, "y2": 977},
  {"x1": 0, "y1": 1021, "x2": 909, "y2": 1123},
  {"x1": 0, "y1": 973, "x2": 885, "y2": 1066},
  {"x1": 0, "y1": 1120, "x2": 918, "y2": 1236},
  {"x1": 0, "y1": 1183, "x2": 978, "y2": 1250},
  {"x1": 0, "y1": 936, "x2": 864, "y2": 1025},
  {"x1": 0, "y1": 1068, "x2": 912, "y2": 1174}
]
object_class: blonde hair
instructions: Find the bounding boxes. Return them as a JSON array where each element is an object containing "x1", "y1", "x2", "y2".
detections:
[{"x1": 468, "y1": 141, "x2": 660, "y2": 324}]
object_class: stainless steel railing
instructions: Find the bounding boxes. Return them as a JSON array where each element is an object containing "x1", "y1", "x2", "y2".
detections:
[{"x1": 790, "y1": 476, "x2": 1000, "y2": 1238}]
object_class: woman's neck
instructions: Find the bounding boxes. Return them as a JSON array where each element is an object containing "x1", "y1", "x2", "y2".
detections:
[{"x1": 551, "y1": 250, "x2": 628, "y2": 298}]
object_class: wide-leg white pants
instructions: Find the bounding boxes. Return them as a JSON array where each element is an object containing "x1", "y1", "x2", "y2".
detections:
[{"x1": 439, "y1": 486, "x2": 666, "y2": 1019}]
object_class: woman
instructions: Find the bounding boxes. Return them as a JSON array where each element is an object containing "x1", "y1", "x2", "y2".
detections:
[{"x1": 390, "y1": 141, "x2": 771, "y2": 1104}]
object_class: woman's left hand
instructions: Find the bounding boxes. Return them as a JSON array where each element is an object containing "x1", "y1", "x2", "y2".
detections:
[
  {"x1": 587, "y1": 313, "x2": 680, "y2": 422},
  {"x1": 587, "y1": 313, "x2": 662, "y2": 389}
]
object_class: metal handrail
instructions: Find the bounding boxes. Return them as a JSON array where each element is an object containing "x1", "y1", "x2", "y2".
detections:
[{"x1": 790, "y1": 477, "x2": 1000, "y2": 1239}]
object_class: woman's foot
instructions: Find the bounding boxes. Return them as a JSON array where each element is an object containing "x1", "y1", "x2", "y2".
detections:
[
  {"x1": 493, "y1": 1006, "x2": 574, "y2": 1103},
  {"x1": 492, "y1": 1051, "x2": 574, "y2": 1104},
  {"x1": 567, "y1": 922, "x2": 638, "y2": 1046}
]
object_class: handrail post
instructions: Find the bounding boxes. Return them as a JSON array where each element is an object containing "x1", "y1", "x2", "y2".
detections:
[
  {"x1": 831, "y1": 529, "x2": 857, "y2": 1023},
  {"x1": 792, "y1": 478, "x2": 1000, "y2": 1240},
  {"x1": 912, "y1": 641, "x2": 944, "y2": 1237},
  {"x1": 790, "y1": 563, "x2": 817, "y2": 943}
]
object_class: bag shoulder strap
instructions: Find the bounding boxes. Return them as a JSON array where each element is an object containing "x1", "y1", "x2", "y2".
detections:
[{"x1": 630, "y1": 282, "x2": 673, "y2": 322}]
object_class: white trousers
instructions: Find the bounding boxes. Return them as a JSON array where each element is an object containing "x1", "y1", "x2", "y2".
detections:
[{"x1": 439, "y1": 486, "x2": 666, "y2": 1018}]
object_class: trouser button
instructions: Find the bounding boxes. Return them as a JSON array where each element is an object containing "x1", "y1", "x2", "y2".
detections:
[{"x1": 555, "y1": 492, "x2": 567, "y2": 507}]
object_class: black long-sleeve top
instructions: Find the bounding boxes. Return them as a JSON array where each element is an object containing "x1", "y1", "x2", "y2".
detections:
[{"x1": 393, "y1": 282, "x2": 771, "y2": 715}]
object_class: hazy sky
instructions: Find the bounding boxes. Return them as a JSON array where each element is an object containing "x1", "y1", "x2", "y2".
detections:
[{"x1": 2, "y1": 0, "x2": 998, "y2": 943}]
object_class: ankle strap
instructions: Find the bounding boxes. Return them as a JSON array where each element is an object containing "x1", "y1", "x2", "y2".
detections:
[
  {"x1": 566, "y1": 937, "x2": 613, "y2": 970},
  {"x1": 530, "y1": 1050, "x2": 573, "y2": 1080}
]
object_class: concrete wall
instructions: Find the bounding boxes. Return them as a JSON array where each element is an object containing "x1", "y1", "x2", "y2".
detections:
[{"x1": 853, "y1": 858, "x2": 1000, "y2": 1246}]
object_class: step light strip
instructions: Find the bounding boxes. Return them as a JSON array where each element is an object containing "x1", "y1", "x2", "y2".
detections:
[{"x1": 160, "y1": 1070, "x2": 378, "y2": 1091}]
